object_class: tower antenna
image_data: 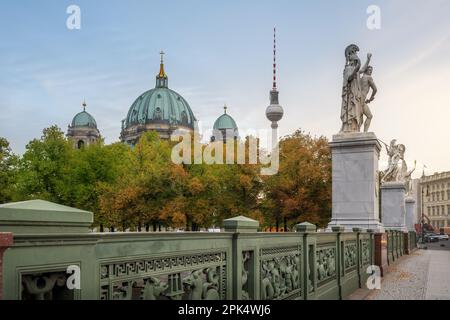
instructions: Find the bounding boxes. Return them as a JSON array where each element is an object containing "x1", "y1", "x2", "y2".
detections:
[{"x1": 273, "y1": 27, "x2": 277, "y2": 90}]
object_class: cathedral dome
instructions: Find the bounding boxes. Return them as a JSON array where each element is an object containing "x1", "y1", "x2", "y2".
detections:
[
  {"x1": 124, "y1": 87, "x2": 196, "y2": 130},
  {"x1": 67, "y1": 101, "x2": 101, "y2": 149},
  {"x1": 120, "y1": 52, "x2": 197, "y2": 144},
  {"x1": 71, "y1": 103, "x2": 97, "y2": 128},
  {"x1": 211, "y1": 105, "x2": 239, "y2": 142},
  {"x1": 213, "y1": 112, "x2": 238, "y2": 131}
]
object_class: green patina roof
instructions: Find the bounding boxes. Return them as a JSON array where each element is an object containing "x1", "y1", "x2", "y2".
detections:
[
  {"x1": 213, "y1": 113, "x2": 238, "y2": 130},
  {"x1": 71, "y1": 110, "x2": 97, "y2": 128},
  {"x1": 124, "y1": 87, "x2": 196, "y2": 129}
]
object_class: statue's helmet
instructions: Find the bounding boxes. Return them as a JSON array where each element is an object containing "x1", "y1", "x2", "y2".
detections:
[{"x1": 345, "y1": 44, "x2": 360, "y2": 63}]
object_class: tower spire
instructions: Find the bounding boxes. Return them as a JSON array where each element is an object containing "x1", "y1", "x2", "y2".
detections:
[
  {"x1": 158, "y1": 50, "x2": 166, "y2": 78},
  {"x1": 156, "y1": 50, "x2": 168, "y2": 88},
  {"x1": 82, "y1": 99, "x2": 87, "y2": 111},
  {"x1": 273, "y1": 27, "x2": 277, "y2": 90},
  {"x1": 269, "y1": 27, "x2": 279, "y2": 106}
]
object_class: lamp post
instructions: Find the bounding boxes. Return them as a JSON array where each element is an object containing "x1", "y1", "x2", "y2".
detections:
[{"x1": 421, "y1": 184, "x2": 429, "y2": 244}]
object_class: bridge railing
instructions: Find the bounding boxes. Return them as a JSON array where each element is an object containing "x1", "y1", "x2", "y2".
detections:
[{"x1": 1, "y1": 200, "x2": 418, "y2": 300}]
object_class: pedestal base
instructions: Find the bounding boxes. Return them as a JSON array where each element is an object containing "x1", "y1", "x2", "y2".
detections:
[
  {"x1": 327, "y1": 132, "x2": 383, "y2": 232},
  {"x1": 381, "y1": 182, "x2": 407, "y2": 231},
  {"x1": 405, "y1": 197, "x2": 416, "y2": 232}
]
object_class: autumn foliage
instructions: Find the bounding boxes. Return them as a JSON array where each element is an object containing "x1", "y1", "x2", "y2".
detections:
[{"x1": 1, "y1": 126, "x2": 331, "y2": 231}]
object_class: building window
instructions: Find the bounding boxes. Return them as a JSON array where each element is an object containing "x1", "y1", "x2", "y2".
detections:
[
  {"x1": 443, "y1": 206, "x2": 446, "y2": 216},
  {"x1": 432, "y1": 193, "x2": 435, "y2": 202},
  {"x1": 77, "y1": 140, "x2": 85, "y2": 149},
  {"x1": 442, "y1": 191, "x2": 445, "y2": 200},
  {"x1": 448, "y1": 205, "x2": 450, "y2": 215},
  {"x1": 433, "y1": 207, "x2": 436, "y2": 215},
  {"x1": 428, "y1": 207, "x2": 431, "y2": 215},
  {"x1": 437, "y1": 193, "x2": 440, "y2": 201}
]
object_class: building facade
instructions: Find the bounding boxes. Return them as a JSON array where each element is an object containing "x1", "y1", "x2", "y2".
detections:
[{"x1": 420, "y1": 171, "x2": 450, "y2": 229}]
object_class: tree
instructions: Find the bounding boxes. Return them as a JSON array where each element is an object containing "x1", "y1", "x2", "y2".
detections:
[
  {"x1": 15, "y1": 126, "x2": 73, "y2": 203},
  {"x1": 262, "y1": 130, "x2": 331, "y2": 230},
  {"x1": 98, "y1": 132, "x2": 176, "y2": 231},
  {"x1": 0, "y1": 137, "x2": 19, "y2": 204}
]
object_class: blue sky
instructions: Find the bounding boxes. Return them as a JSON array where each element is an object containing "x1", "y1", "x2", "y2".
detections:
[{"x1": 1, "y1": 0, "x2": 450, "y2": 175}]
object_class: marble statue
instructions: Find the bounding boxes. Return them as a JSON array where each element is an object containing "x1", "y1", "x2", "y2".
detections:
[
  {"x1": 359, "y1": 57, "x2": 377, "y2": 132},
  {"x1": 340, "y1": 44, "x2": 376, "y2": 133},
  {"x1": 381, "y1": 139, "x2": 415, "y2": 186},
  {"x1": 381, "y1": 140, "x2": 403, "y2": 182},
  {"x1": 404, "y1": 160, "x2": 416, "y2": 196}
]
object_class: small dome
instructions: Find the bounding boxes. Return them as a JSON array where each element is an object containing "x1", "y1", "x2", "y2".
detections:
[
  {"x1": 211, "y1": 106, "x2": 239, "y2": 142},
  {"x1": 213, "y1": 107, "x2": 238, "y2": 130},
  {"x1": 71, "y1": 110, "x2": 97, "y2": 128}
]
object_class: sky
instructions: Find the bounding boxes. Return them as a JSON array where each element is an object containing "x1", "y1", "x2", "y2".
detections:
[{"x1": 1, "y1": 0, "x2": 450, "y2": 177}]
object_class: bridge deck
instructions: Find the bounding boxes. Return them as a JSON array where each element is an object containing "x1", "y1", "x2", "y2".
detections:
[{"x1": 351, "y1": 241, "x2": 450, "y2": 300}]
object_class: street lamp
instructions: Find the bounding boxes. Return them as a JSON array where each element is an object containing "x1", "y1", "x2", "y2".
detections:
[{"x1": 421, "y1": 184, "x2": 430, "y2": 244}]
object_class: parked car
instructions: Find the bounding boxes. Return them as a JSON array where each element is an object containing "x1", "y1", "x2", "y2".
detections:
[
  {"x1": 437, "y1": 234, "x2": 449, "y2": 241},
  {"x1": 424, "y1": 233, "x2": 440, "y2": 242}
]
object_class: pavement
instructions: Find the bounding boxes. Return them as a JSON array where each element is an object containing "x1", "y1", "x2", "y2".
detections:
[{"x1": 349, "y1": 240, "x2": 450, "y2": 300}]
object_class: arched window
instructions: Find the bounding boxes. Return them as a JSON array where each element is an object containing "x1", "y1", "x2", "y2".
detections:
[{"x1": 77, "y1": 140, "x2": 85, "y2": 149}]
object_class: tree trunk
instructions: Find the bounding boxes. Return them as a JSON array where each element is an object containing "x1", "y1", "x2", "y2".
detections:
[
  {"x1": 152, "y1": 222, "x2": 157, "y2": 232},
  {"x1": 283, "y1": 217, "x2": 288, "y2": 232},
  {"x1": 276, "y1": 219, "x2": 279, "y2": 232},
  {"x1": 186, "y1": 216, "x2": 191, "y2": 231},
  {"x1": 100, "y1": 224, "x2": 104, "y2": 233}
]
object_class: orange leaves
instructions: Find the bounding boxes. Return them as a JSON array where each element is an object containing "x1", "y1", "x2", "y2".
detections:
[
  {"x1": 189, "y1": 177, "x2": 204, "y2": 195},
  {"x1": 263, "y1": 129, "x2": 332, "y2": 229}
]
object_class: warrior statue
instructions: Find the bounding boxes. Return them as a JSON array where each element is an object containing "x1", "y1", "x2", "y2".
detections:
[
  {"x1": 381, "y1": 140, "x2": 415, "y2": 186},
  {"x1": 381, "y1": 140, "x2": 402, "y2": 183},
  {"x1": 340, "y1": 44, "x2": 375, "y2": 133}
]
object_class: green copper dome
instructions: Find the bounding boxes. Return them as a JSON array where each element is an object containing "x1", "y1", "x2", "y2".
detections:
[
  {"x1": 71, "y1": 110, "x2": 97, "y2": 128},
  {"x1": 123, "y1": 53, "x2": 196, "y2": 130},
  {"x1": 124, "y1": 87, "x2": 196, "y2": 129},
  {"x1": 213, "y1": 108, "x2": 238, "y2": 130}
]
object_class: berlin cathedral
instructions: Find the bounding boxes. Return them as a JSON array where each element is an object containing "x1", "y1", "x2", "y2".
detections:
[{"x1": 67, "y1": 52, "x2": 239, "y2": 148}]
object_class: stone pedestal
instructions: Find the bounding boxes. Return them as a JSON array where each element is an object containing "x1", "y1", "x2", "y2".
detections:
[
  {"x1": 405, "y1": 197, "x2": 416, "y2": 232},
  {"x1": 327, "y1": 132, "x2": 384, "y2": 232},
  {"x1": 381, "y1": 182, "x2": 407, "y2": 231}
]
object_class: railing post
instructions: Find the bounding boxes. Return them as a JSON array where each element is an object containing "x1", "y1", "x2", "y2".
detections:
[
  {"x1": 295, "y1": 222, "x2": 316, "y2": 300},
  {"x1": 404, "y1": 231, "x2": 409, "y2": 255},
  {"x1": 352, "y1": 227, "x2": 363, "y2": 289},
  {"x1": 223, "y1": 216, "x2": 259, "y2": 300},
  {"x1": 331, "y1": 226, "x2": 345, "y2": 299},
  {"x1": 0, "y1": 233, "x2": 13, "y2": 300}
]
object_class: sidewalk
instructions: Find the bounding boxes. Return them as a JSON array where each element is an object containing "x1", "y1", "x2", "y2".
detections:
[
  {"x1": 349, "y1": 241, "x2": 450, "y2": 300},
  {"x1": 365, "y1": 242, "x2": 450, "y2": 300}
]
